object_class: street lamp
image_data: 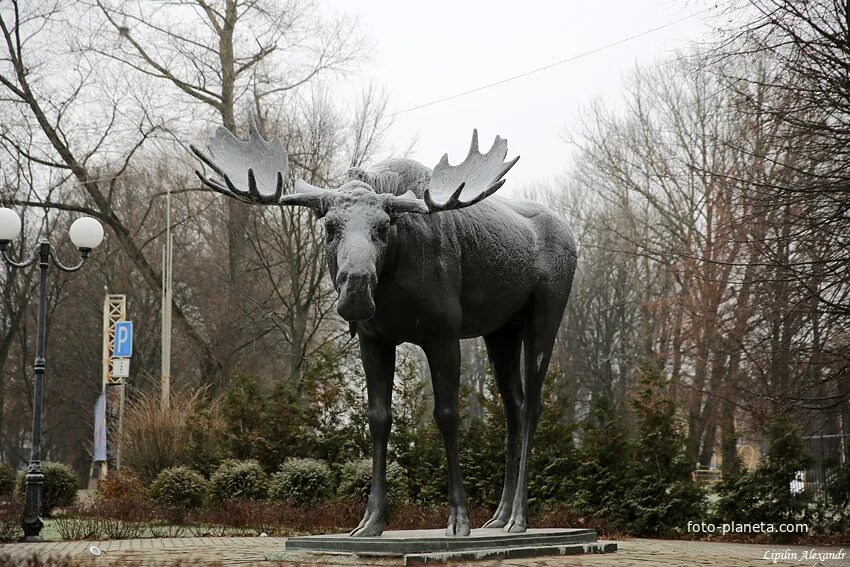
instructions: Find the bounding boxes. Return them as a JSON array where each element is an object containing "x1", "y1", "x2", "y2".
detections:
[{"x1": 0, "y1": 208, "x2": 104, "y2": 542}]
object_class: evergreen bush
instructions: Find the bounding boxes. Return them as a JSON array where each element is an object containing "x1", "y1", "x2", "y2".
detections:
[
  {"x1": 715, "y1": 418, "x2": 811, "y2": 540},
  {"x1": 713, "y1": 453, "x2": 759, "y2": 526},
  {"x1": 221, "y1": 374, "x2": 266, "y2": 460},
  {"x1": 18, "y1": 462, "x2": 78, "y2": 516},
  {"x1": 457, "y1": 378, "x2": 505, "y2": 510},
  {"x1": 337, "y1": 459, "x2": 408, "y2": 504},
  {"x1": 528, "y1": 376, "x2": 580, "y2": 509},
  {"x1": 390, "y1": 356, "x2": 446, "y2": 505},
  {"x1": 269, "y1": 458, "x2": 333, "y2": 505},
  {"x1": 298, "y1": 350, "x2": 371, "y2": 468},
  {"x1": 150, "y1": 466, "x2": 208, "y2": 509},
  {"x1": 809, "y1": 462, "x2": 850, "y2": 533},
  {"x1": 623, "y1": 372, "x2": 704, "y2": 536},
  {"x1": 207, "y1": 459, "x2": 268, "y2": 503},
  {"x1": 257, "y1": 384, "x2": 316, "y2": 472},
  {"x1": 571, "y1": 396, "x2": 633, "y2": 529},
  {"x1": 185, "y1": 404, "x2": 228, "y2": 478}
]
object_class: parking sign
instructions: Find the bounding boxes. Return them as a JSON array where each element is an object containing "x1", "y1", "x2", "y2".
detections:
[{"x1": 113, "y1": 321, "x2": 133, "y2": 358}]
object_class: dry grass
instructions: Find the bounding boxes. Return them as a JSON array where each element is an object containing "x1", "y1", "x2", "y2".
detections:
[{"x1": 120, "y1": 391, "x2": 209, "y2": 484}]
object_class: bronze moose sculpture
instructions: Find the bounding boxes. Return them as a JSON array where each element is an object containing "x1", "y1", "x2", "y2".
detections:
[{"x1": 191, "y1": 117, "x2": 577, "y2": 537}]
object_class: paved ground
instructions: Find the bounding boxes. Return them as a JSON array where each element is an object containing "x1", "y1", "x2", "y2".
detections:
[{"x1": 0, "y1": 537, "x2": 847, "y2": 566}]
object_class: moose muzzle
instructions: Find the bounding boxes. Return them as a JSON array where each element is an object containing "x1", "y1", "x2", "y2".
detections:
[{"x1": 336, "y1": 271, "x2": 377, "y2": 322}]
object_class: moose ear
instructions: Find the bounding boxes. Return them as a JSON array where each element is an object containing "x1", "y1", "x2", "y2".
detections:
[
  {"x1": 279, "y1": 179, "x2": 332, "y2": 218},
  {"x1": 383, "y1": 190, "x2": 423, "y2": 222}
]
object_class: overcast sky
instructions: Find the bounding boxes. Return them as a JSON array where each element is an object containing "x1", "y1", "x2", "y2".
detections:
[{"x1": 323, "y1": 0, "x2": 715, "y2": 192}]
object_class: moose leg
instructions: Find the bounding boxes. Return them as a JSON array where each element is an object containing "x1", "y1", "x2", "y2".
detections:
[
  {"x1": 350, "y1": 335, "x2": 396, "y2": 537},
  {"x1": 481, "y1": 325, "x2": 523, "y2": 529},
  {"x1": 423, "y1": 339, "x2": 470, "y2": 536},
  {"x1": 505, "y1": 295, "x2": 564, "y2": 534}
]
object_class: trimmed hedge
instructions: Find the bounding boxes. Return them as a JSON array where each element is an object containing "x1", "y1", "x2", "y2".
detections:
[
  {"x1": 150, "y1": 466, "x2": 207, "y2": 509},
  {"x1": 337, "y1": 459, "x2": 408, "y2": 504},
  {"x1": 207, "y1": 459, "x2": 268, "y2": 503},
  {"x1": 17, "y1": 462, "x2": 78, "y2": 516},
  {"x1": 269, "y1": 458, "x2": 333, "y2": 505}
]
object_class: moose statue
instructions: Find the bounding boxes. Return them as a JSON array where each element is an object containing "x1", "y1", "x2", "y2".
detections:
[{"x1": 191, "y1": 117, "x2": 577, "y2": 537}]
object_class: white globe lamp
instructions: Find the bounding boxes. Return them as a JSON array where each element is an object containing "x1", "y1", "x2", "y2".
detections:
[
  {"x1": 0, "y1": 207, "x2": 22, "y2": 242},
  {"x1": 69, "y1": 217, "x2": 104, "y2": 251}
]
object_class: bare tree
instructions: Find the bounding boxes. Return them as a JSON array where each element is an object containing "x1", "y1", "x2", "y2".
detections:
[
  {"x1": 0, "y1": 0, "x2": 369, "y2": 389},
  {"x1": 556, "y1": 47, "x2": 848, "y2": 467},
  {"x1": 0, "y1": 1, "x2": 225, "y2": 382},
  {"x1": 0, "y1": 147, "x2": 41, "y2": 463},
  {"x1": 87, "y1": 0, "x2": 364, "y2": 384},
  {"x1": 713, "y1": 0, "x2": 850, "y2": 320}
]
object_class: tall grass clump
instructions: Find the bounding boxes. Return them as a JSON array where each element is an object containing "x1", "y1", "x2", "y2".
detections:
[{"x1": 120, "y1": 390, "x2": 208, "y2": 483}]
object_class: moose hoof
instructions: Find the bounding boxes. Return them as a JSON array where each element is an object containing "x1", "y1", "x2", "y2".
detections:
[
  {"x1": 445, "y1": 520, "x2": 471, "y2": 537},
  {"x1": 504, "y1": 520, "x2": 527, "y2": 533},
  {"x1": 482, "y1": 517, "x2": 507, "y2": 529},
  {"x1": 350, "y1": 521, "x2": 384, "y2": 537},
  {"x1": 350, "y1": 507, "x2": 386, "y2": 537}
]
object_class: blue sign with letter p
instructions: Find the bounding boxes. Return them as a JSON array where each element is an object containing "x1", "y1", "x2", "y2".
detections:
[{"x1": 113, "y1": 321, "x2": 133, "y2": 358}]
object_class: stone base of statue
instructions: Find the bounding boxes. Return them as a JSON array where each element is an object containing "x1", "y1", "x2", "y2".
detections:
[{"x1": 269, "y1": 527, "x2": 616, "y2": 565}]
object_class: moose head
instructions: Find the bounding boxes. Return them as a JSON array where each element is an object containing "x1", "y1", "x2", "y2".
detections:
[{"x1": 190, "y1": 116, "x2": 519, "y2": 322}]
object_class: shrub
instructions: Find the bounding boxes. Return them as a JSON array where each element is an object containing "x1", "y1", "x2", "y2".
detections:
[
  {"x1": 207, "y1": 459, "x2": 268, "y2": 503},
  {"x1": 571, "y1": 396, "x2": 632, "y2": 529},
  {"x1": 713, "y1": 454, "x2": 758, "y2": 527},
  {"x1": 390, "y1": 360, "x2": 447, "y2": 506},
  {"x1": 269, "y1": 458, "x2": 333, "y2": 505},
  {"x1": 337, "y1": 459, "x2": 408, "y2": 504},
  {"x1": 0, "y1": 464, "x2": 14, "y2": 497},
  {"x1": 185, "y1": 404, "x2": 227, "y2": 478},
  {"x1": 570, "y1": 373, "x2": 704, "y2": 537},
  {"x1": 714, "y1": 418, "x2": 811, "y2": 541},
  {"x1": 17, "y1": 462, "x2": 78, "y2": 516},
  {"x1": 0, "y1": 495, "x2": 23, "y2": 542},
  {"x1": 98, "y1": 468, "x2": 147, "y2": 501},
  {"x1": 527, "y1": 376, "x2": 580, "y2": 507},
  {"x1": 623, "y1": 372, "x2": 704, "y2": 536},
  {"x1": 812, "y1": 462, "x2": 850, "y2": 532},
  {"x1": 257, "y1": 384, "x2": 315, "y2": 472},
  {"x1": 221, "y1": 374, "x2": 266, "y2": 460},
  {"x1": 52, "y1": 499, "x2": 153, "y2": 541},
  {"x1": 150, "y1": 466, "x2": 207, "y2": 509}
]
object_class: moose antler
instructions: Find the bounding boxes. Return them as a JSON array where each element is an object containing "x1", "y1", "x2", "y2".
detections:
[
  {"x1": 388, "y1": 130, "x2": 519, "y2": 215},
  {"x1": 190, "y1": 115, "x2": 330, "y2": 210}
]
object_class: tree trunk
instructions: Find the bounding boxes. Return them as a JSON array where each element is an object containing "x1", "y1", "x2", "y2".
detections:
[{"x1": 215, "y1": 0, "x2": 248, "y2": 389}]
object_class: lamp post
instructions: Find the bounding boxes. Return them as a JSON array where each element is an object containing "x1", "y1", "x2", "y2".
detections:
[{"x1": 0, "y1": 208, "x2": 104, "y2": 542}]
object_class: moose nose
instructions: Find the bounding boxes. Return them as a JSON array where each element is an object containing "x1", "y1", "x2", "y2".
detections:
[
  {"x1": 336, "y1": 271, "x2": 377, "y2": 322},
  {"x1": 337, "y1": 271, "x2": 377, "y2": 292}
]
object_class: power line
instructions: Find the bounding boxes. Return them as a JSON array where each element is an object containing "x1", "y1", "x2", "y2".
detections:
[{"x1": 387, "y1": 6, "x2": 716, "y2": 119}]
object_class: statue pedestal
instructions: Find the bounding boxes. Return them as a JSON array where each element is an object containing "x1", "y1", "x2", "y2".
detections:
[{"x1": 271, "y1": 527, "x2": 616, "y2": 565}]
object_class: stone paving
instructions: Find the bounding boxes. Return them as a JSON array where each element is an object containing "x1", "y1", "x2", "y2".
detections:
[{"x1": 0, "y1": 537, "x2": 847, "y2": 566}]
